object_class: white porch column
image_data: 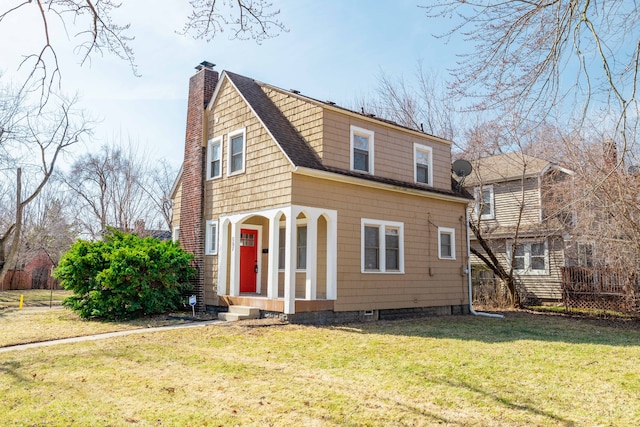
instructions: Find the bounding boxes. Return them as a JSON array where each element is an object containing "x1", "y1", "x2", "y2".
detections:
[
  {"x1": 283, "y1": 209, "x2": 296, "y2": 314},
  {"x1": 229, "y1": 221, "x2": 241, "y2": 296},
  {"x1": 217, "y1": 220, "x2": 229, "y2": 296},
  {"x1": 305, "y1": 214, "x2": 318, "y2": 300},
  {"x1": 267, "y1": 213, "x2": 280, "y2": 299},
  {"x1": 326, "y1": 213, "x2": 338, "y2": 300}
]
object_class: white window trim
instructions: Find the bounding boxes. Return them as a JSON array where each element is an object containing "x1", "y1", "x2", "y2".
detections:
[
  {"x1": 438, "y1": 227, "x2": 456, "y2": 260},
  {"x1": 361, "y1": 218, "x2": 404, "y2": 274},
  {"x1": 474, "y1": 185, "x2": 495, "y2": 220},
  {"x1": 350, "y1": 125, "x2": 374, "y2": 174},
  {"x1": 206, "y1": 136, "x2": 223, "y2": 180},
  {"x1": 227, "y1": 128, "x2": 246, "y2": 176},
  {"x1": 205, "y1": 220, "x2": 218, "y2": 255},
  {"x1": 413, "y1": 143, "x2": 433, "y2": 187},
  {"x1": 506, "y1": 240, "x2": 549, "y2": 275},
  {"x1": 172, "y1": 226, "x2": 180, "y2": 243}
]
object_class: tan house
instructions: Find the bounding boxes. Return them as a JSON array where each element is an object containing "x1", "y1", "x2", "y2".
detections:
[
  {"x1": 465, "y1": 153, "x2": 574, "y2": 302},
  {"x1": 171, "y1": 62, "x2": 473, "y2": 322}
]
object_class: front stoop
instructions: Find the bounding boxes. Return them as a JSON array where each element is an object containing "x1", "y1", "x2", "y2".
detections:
[{"x1": 218, "y1": 305, "x2": 260, "y2": 322}]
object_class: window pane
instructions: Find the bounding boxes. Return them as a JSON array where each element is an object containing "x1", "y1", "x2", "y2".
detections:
[
  {"x1": 416, "y1": 150, "x2": 429, "y2": 165},
  {"x1": 354, "y1": 150, "x2": 369, "y2": 172},
  {"x1": 385, "y1": 229, "x2": 399, "y2": 270},
  {"x1": 364, "y1": 226, "x2": 379, "y2": 270},
  {"x1": 514, "y1": 245, "x2": 525, "y2": 256},
  {"x1": 212, "y1": 143, "x2": 220, "y2": 160},
  {"x1": 440, "y1": 233, "x2": 452, "y2": 257},
  {"x1": 209, "y1": 224, "x2": 217, "y2": 253},
  {"x1": 231, "y1": 135, "x2": 244, "y2": 173},
  {"x1": 514, "y1": 256, "x2": 525, "y2": 270},
  {"x1": 278, "y1": 228, "x2": 286, "y2": 269},
  {"x1": 416, "y1": 164, "x2": 428, "y2": 183},
  {"x1": 211, "y1": 160, "x2": 220, "y2": 177},
  {"x1": 531, "y1": 256, "x2": 545, "y2": 270},
  {"x1": 531, "y1": 243, "x2": 545, "y2": 256},
  {"x1": 480, "y1": 190, "x2": 492, "y2": 216},
  {"x1": 297, "y1": 226, "x2": 307, "y2": 269},
  {"x1": 353, "y1": 134, "x2": 369, "y2": 151}
]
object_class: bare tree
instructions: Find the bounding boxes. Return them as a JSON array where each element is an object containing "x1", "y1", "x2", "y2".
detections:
[
  {"x1": 355, "y1": 64, "x2": 458, "y2": 142},
  {"x1": 422, "y1": 1, "x2": 640, "y2": 157},
  {"x1": 1, "y1": 0, "x2": 286, "y2": 107},
  {"x1": 0, "y1": 90, "x2": 90, "y2": 285},
  {"x1": 64, "y1": 142, "x2": 172, "y2": 239}
]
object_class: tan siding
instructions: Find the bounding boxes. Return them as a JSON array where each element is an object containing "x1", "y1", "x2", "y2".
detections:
[
  {"x1": 171, "y1": 181, "x2": 182, "y2": 228},
  {"x1": 292, "y1": 173, "x2": 469, "y2": 312},
  {"x1": 321, "y1": 110, "x2": 453, "y2": 192},
  {"x1": 262, "y1": 88, "x2": 325, "y2": 159},
  {"x1": 475, "y1": 177, "x2": 541, "y2": 229},
  {"x1": 470, "y1": 236, "x2": 564, "y2": 301},
  {"x1": 201, "y1": 79, "x2": 294, "y2": 300}
]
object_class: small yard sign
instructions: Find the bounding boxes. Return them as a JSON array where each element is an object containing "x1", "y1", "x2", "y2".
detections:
[{"x1": 189, "y1": 295, "x2": 196, "y2": 316}]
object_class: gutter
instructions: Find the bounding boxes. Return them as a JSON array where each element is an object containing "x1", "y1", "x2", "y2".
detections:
[{"x1": 465, "y1": 212, "x2": 504, "y2": 319}]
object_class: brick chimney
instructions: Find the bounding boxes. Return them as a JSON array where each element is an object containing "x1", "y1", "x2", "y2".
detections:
[{"x1": 179, "y1": 61, "x2": 218, "y2": 311}]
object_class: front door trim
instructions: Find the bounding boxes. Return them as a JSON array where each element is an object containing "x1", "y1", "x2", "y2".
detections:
[{"x1": 237, "y1": 224, "x2": 262, "y2": 294}]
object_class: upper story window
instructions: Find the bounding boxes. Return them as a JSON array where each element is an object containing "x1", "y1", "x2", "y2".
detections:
[
  {"x1": 414, "y1": 143, "x2": 433, "y2": 186},
  {"x1": 361, "y1": 218, "x2": 404, "y2": 273},
  {"x1": 350, "y1": 125, "x2": 374, "y2": 174},
  {"x1": 438, "y1": 227, "x2": 456, "y2": 260},
  {"x1": 207, "y1": 137, "x2": 222, "y2": 180},
  {"x1": 474, "y1": 185, "x2": 495, "y2": 220},
  {"x1": 227, "y1": 128, "x2": 246, "y2": 176},
  {"x1": 508, "y1": 240, "x2": 548, "y2": 275}
]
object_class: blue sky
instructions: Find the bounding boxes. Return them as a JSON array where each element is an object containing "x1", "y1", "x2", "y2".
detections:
[{"x1": 0, "y1": 1, "x2": 467, "y2": 169}]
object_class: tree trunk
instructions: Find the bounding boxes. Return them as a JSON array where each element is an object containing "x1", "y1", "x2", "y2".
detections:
[{"x1": 0, "y1": 169, "x2": 23, "y2": 287}]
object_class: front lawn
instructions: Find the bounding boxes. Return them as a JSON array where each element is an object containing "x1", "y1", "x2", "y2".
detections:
[{"x1": 1, "y1": 311, "x2": 638, "y2": 426}]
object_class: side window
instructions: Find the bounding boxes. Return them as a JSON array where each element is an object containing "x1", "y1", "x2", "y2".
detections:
[
  {"x1": 438, "y1": 227, "x2": 456, "y2": 260},
  {"x1": 278, "y1": 224, "x2": 308, "y2": 270},
  {"x1": 414, "y1": 143, "x2": 433, "y2": 186},
  {"x1": 205, "y1": 220, "x2": 218, "y2": 255},
  {"x1": 350, "y1": 125, "x2": 374, "y2": 174},
  {"x1": 227, "y1": 128, "x2": 246, "y2": 176},
  {"x1": 207, "y1": 137, "x2": 223, "y2": 179},
  {"x1": 361, "y1": 219, "x2": 404, "y2": 273},
  {"x1": 508, "y1": 240, "x2": 549, "y2": 275},
  {"x1": 172, "y1": 226, "x2": 180, "y2": 243},
  {"x1": 474, "y1": 185, "x2": 495, "y2": 220}
]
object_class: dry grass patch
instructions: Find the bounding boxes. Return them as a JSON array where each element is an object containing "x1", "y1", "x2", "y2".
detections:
[{"x1": 1, "y1": 313, "x2": 639, "y2": 426}]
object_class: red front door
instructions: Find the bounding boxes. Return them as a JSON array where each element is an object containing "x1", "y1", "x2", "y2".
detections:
[{"x1": 239, "y1": 228, "x2": 258, "y2": 293}]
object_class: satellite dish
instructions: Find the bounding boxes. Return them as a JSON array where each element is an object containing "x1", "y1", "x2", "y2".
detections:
[{"x1": 452, "y1": 159, "x2": 473, "y2": 178}]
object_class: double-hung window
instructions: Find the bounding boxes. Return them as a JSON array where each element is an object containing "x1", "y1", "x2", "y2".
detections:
[
  {"x1": 227, "y1": 128, "x2": 246, "y2": 176},
  {"x1": 474, "y1": 185, "x2": 495, "y2": 220},
  {"x1": 438, "y1": 227, "x2": 456, "y2": 260},
  {"x1": 350, "y1": 126, "x2": 374, "y2": 174},
  {"x1": 414, "y1": 143, "x2": 433, "y2": 186},
  {"x1": 361, "y1": 219, "x2": 404, "y2": 273},
  {"x1": 508, "y1": 240, "x2": 548, "y2": 275},
  {"x1": 278, "y1": 224, "x2": 308, "y2": 270},
  {"x1": 205, "y1": 220, "x2": 218, "y2": 255},
  {"x1": 207, "y1": 137, "x2": 222, "y2": 179}
]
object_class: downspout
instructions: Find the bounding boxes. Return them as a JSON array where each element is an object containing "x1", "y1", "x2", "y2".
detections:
[{"x1": 465, "y1": 211, "x2": 504, "y2": 318}]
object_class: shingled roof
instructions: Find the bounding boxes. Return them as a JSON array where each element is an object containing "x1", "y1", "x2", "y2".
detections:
[
  {"x1": 465, "y1": 153, "x2": 559, "y2": 186},
  {"x1": 223, "y1": 71, "x2": 471, "y2": 200}
]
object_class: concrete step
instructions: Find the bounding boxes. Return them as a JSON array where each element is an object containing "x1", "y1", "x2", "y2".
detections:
[{"x1": 218, "y1": 305, "x2": 260, "y2": 322}]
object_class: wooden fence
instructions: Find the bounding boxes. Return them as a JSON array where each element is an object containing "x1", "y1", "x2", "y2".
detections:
[{"x1": 560, "y1": 266, "x2": 638, "y2": 314}]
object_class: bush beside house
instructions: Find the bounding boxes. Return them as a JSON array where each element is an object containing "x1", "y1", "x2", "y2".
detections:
[{"x1": 54, "y1": 229, "x2": 196, "y2": 320}]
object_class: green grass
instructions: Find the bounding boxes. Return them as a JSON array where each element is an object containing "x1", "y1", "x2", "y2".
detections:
[
  {"x1": 1, "y1": 311, "x2": 639, "y2": 426},
  {"x1": 0, "y1": 289, "x2": 72, "y2": 308}
]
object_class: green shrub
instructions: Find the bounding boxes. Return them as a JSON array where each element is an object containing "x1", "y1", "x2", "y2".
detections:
[{"x1": 54, "y1": 229, "x2": 196, "y2": 320}]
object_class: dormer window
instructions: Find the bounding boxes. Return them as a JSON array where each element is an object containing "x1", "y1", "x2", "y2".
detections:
[
  {"x1": 350, "y1": 126, "x2": 374, "y2": 174},
  {"x1": 414, "y1": 143, "x2": 433, "y2": 186}
]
